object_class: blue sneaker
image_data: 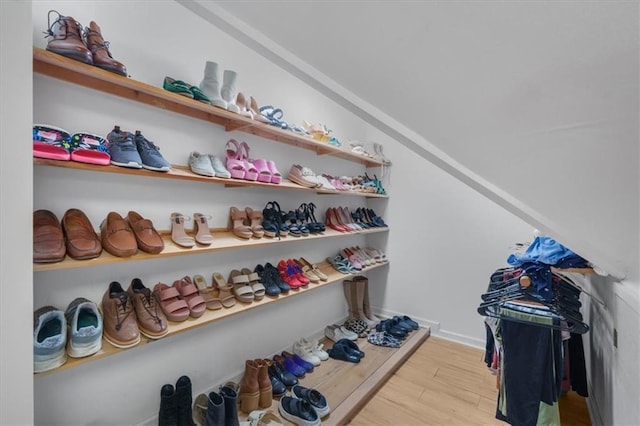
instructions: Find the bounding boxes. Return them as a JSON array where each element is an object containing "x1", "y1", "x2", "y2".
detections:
[
  {"x1": 65, "y1": 297, "x2": 103, "y2": 358},
  {"x1": 34, "y1": 306, "x2": 67, "y2": 373},
  {"x1": 107, "y1": 126, "x2": 142, "y2": 169},
  {"x1": 134, "y1": 131, "x2": 171, "y2": 172}
]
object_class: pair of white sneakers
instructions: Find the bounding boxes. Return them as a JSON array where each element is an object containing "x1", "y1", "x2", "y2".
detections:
[{"x1": 292, "y1": 337, "x2": 329, "y2": 367}]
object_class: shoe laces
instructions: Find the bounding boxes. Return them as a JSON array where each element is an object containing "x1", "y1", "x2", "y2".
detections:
[
  {"x1": 44, "y1": 10, "x2": 84, "y2": 41},
  {"x1": 84, "y1": 27, "x2": 113, "y2": 56},
  {"x1": 135, "y1": 133, "x2": 162, "y2": 153},
  {"x1": 138, "y1": 288, "x2": 164, "y2": 327},
  {"x1": 108, "y1": 131, "x2": 137, "y2": 151},
  {"x1": 113, "y1": 293, "x2": 133, "y2": 331}
]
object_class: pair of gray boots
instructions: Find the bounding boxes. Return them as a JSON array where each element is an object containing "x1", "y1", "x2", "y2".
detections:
[
  {"x1": 192, "y1": 384, "x2": 240, "y2": 426},
  {"x1": 343, "y1": 276, "x2": 379, "y2": 328}
]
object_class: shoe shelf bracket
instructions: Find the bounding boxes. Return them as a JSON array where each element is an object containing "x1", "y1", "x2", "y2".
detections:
[
  {"x1": 33, "y1": 259, "x2": 389, "y2": 377},
  {"x1": 33, "y1": 48, "x2": 385, "y2": 168}
]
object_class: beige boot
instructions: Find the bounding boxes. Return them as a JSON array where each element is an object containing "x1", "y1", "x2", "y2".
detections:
[
  {"x1": 238, "y1": 359, "x2": 260, "y2": 413},
  {"x1": 356, "y1": 276, "x2": 379, "y2": 325},
  {"x1": 343, "y1": 279, "x2": 357, "y2": 320},
  {"x1": 354, "y1": 276, "x2": 377, "y2": 328},
  {"x1": 254, "y1": 358, "x2": 273, "y2": 409}
]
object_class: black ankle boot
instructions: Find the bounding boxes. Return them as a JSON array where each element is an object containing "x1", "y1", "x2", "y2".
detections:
[
  {"x1": 158, "y1": 384, "x2": 178, "y2": 426},
  {"x1": 204, "y1": 391, "x2": 225, "y2": 426},
  {"x1": 175, "y1": 376, "x2": 196, "y2": 426},
  {"x1": 219, "y1": 384, "x2": 240, "y2": 426}
]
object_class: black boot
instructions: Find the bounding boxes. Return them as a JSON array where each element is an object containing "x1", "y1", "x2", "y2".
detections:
[
  {"x1": 158, "y1": 384, "x2": 178, "y2": 426},
  {"x1": 219, "y1": 384, "x2": 240, "y2": 426},
  {"x1": 204, "y1": 392, "x2": 225, "y2": 426},
  {"x1": 175, "y1": 376, "x2": 196, "y2": 426}
]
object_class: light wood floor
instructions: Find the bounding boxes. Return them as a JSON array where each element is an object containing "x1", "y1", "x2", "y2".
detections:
[{"x1": 348, "y1": 336, "x2": 591, "y2": 426}]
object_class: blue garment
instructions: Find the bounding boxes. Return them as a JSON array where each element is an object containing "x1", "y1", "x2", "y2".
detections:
[{"x1": 507, "y1": 236, "x2": 585, "y2": 267}]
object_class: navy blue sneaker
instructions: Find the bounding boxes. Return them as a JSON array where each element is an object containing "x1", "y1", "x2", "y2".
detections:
[
  {"x1": 107, "y1": 126, "x2": 142, "y2": 169},
  {"x1": 134, "y1": 130, "x2": 171, "y2": 172}
]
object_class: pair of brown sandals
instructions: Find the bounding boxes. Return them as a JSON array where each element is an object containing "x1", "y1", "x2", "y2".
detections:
[{"x1": 230, "y1": 207, "x2": 264, "y2": 239}]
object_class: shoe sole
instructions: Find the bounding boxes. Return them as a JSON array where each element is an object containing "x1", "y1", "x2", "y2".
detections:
[
  {"x1": 278, "y1": 399, "x2": 320, "y2": 426},
  {"x1": 103, "y1": 332, "x2": 141, "y2": 349},
  {"x1": 287, "y1": 174, "x2": 318, "y2": 188},
  {"x1": 34, "y1": 350, "x2": 67, "y2": 373},
  {"x1": 67, "y1": 339, "x2": 102, "y2": 358},
  {"x1": 111, "y1": 160, "x2": 142, "y2": 169},
  {"x1": 142, "y1": 164, "x2": 171, "y2": 172}
]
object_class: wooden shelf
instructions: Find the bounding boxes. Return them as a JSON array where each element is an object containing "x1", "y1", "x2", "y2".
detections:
[
  {"x1": 33, "y1": 47, "x2": 385, "y2": 168},
  {"x1": 33, "y1": 259, "x2": 390, "y2": 376},
  {"x1": 33, "y1": 158, "x2": 389, "y2": 199},
  {"x1": 33, "y1": 227, "x2": 389, "y2": 272},
  {"x1": 550, "y1": 267, "x2": 595, "y2": 274}
]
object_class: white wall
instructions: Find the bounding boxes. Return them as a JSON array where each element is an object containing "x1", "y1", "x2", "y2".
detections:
[
  {"x1": 209, "y1": 1, "x2": 639, "y2": 284},
  {"x1": 0, "y1": 1, "x2": 34, "y2": 425},
  {"x1": 25, "y1": 1, "x2": 537, "y2": 424}
]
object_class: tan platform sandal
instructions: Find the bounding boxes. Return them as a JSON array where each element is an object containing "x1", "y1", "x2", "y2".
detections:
[
  {"x1": 212, "y1": 272, "x2": 236, "y2": 308},
  {"x1": 229, "y1": 269, "x2": 254, "y2": 303},
  {"x1": 241, "y1": 267, "x2": 265, "y2": 301},
  {"x1": 229, "y1": 207, "x2": 253, "y2": 239},
  {"x1": 193, "y1": 274, "x2": 222, "y2": 310},
  {"x1": 170, "y1": 212, "x2": 195, "y2": 248},
  {"x1": 245, "y1": 207, "x2": 265, "y2": 238}
]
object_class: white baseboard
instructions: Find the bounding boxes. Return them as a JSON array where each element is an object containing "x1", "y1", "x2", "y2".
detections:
[{"x1": 431, "y1": 329, "x2": 485, "y2": 350}]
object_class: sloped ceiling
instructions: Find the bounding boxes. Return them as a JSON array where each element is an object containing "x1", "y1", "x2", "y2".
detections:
[{"x1": 181, "y1": 0, "x2": 639, "y2": 279}]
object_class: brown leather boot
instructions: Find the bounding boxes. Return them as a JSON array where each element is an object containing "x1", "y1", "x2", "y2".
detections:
[
  {"x1": 44, "y1": 10, "x2": 93, "y2": 65},
  {"x1": 254, "y1": 359, "x2": 273, "y2": 409},
  {"x1": 238, "y1": 360, "x2": 260, "y2": 413},
  {"x1": 84, "y1": 21, "x2": 127, "y2": 76}
]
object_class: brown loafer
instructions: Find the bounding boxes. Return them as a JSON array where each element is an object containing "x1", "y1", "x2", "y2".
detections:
[
  {"x1": 127, "y1": 211, "x2": 164, "y2": 254},
  {"x1": 33, "y1": 209, "x2": 66, "y2": 263},
  {"x1": 61, "y1": 208, "x2": 102, "y2": 260},
  {"x1": 100, "y1": 211, "x2": 138, "y2": 257}
]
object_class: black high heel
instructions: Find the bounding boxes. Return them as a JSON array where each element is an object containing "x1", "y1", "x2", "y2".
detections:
[
  {"x1": 281, "y1": 210, "x2": 302, "y2": 237},
  {"x1": 297, "y1": 203, "x2": 322, "y2": 234},
  {"x1": 305, "y1": 202, "x2": 325, "y2": 233},
  {"x1": 262, "y1": 201, "x2": 289, "y2": 238}
]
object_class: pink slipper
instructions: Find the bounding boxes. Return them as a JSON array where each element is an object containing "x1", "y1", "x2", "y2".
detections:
[
  {"x1": 225, "y1": 139, "x2": 246, "y2": 179},
  {"x1": 252, "y1": 158, "x2": 273, "y2": 183}
]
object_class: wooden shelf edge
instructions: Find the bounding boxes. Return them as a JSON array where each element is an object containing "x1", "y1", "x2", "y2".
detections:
[
  {"x1": 33, "y1": 260, "x2": 390, "y2": 377},
  {"x1": 33, "y1": 47, "x2": 387, "y2": 168},
  {"x1": 329, "y1": 327, "x2": 431, "y2": 424},
  {"x1": 33, "y1": 227, "x2": 389, "y2": 272},
  {"x1": 550, "y1": 267, "x2": 595, "y2": 275},
  {"x1": 33, "y1": 159, "x2": 389, "y2": 199}
]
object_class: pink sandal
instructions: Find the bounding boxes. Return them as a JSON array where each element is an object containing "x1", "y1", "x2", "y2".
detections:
[
  {"x1": 225, "y1": 139, "x2": 247, "y2": 179},
  {"x1": 239, "y1": 142, "x2": 258, "y2": 181},
  {"x1": 251, "y1": 158, "x2": 273, "y2": 183},
  {"x1": 267, "y1": 160, "x2": 282, "y2": 184},
  {"x1": 173, "y1": 276, "x2": 207, "y2": 318}
]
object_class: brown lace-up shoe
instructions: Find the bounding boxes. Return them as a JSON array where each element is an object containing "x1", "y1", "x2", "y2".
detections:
[
  {"x1": 127, "y1": 278, "x2": 168, "y2": 339},
  {"x1": 101, "y1": 281, "x2": 140, "y2": 348},
  {"x1": 44, "y1": 10, "x2": 93, "y2": 65},
  {"x1": 84, "y1": 21, "x2": 127, "y2": 76}
]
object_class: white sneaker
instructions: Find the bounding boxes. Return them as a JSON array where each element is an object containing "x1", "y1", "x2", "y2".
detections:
[
  {"x1": 324, "y1": 324, "x2": 358, "y2": 342},
  {"x1": 299, "y1": 337, "x2": 329, "y2": 361},
  {"x1": 293, "y1": 339, "x2": 321, "y2": 366}
]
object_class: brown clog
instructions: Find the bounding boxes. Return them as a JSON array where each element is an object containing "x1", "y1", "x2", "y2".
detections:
[
  {"x1": 100, "y1": 211, "x2": 137, "y2": 257},
  {"x1": 33, "y1": 209, "x2": 66, "y2": 263},
  {"x1": 61, "y1": 208, "x2": 102, "y2": 260},
  {"x1": 127, "y1": 210, "x2": 164, "y2": 254}
]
